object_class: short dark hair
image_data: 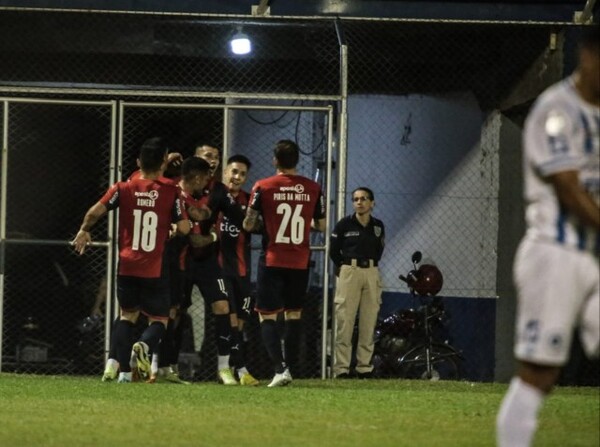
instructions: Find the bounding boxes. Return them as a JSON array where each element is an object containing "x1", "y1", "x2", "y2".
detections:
[
  {"x1": 274, "y1": 140, "x2": 299, "y2": 169},
  {"x1": 227, "y1": 154, "x2": 252, "y2": 170},
  {"x1": 195, "y1": 142, "x2": 220, "y2": 153},
  {"x1": 352, "y1": 186, "x2": 375, "y2": 201},
  {"x1": 139, "y1": 137, "x2": 168, "y2": 172},
  {"x1": 181, "y1": 157, "x2": 211, "y2": 182}
]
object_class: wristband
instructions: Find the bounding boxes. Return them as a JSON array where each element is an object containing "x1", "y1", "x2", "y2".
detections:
[{"x1": 211, "y1": 232, "x2": 218, "y2": 242}]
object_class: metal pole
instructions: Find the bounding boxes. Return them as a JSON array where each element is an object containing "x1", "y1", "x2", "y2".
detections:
[{"x1": 0, "y1": 100, "x2": 8, "y2": 372}]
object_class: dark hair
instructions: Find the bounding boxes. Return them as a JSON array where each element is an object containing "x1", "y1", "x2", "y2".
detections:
[
  {"x1": 227, "y1": 154, "x2": 252, "y2": 170},
  {"x1": 139, "y1": 137, "x2": 168, "y2": 172},
  {"x1": 181, "y1": 157, "x2": 211, "y2": 182},
  {"x1": 580, "y1": 26, "x2": 600, "y2": 50},
  {"x1": 352, "y1": 186, "x2": 375, "y2": 201},
  {"x1": 273, "y1": 139, "x2": 299, "y2": 169},
  {"x1": 194, "y1": 142, "x2": 220, "y2": 153}
]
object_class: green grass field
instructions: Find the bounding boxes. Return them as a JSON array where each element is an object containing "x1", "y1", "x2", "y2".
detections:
[{"x1": 0, "y1": 374, "x2": 597, "y2": 447}]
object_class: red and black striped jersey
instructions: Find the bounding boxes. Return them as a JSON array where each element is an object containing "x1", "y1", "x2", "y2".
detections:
[
  {"x1": 217, "y1": 190, "x2": 251, "y2": 277},
  {"x1": 100, "y1": 178, "x2": 186, "y2": 278},
  {"x1": 248, "y1": 173, "x2": 325, "y2": 269}
]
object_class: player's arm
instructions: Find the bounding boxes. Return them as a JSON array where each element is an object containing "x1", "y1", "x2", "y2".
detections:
[
  {"x1": 72, "y1": 202, "x2": 107, "y2": 255},
  {"x1": 548, "y1": 170, "x2": 600, "y2": 227},
  {"x1": 187, "y1": 204, "x2": 212, "y2": 222},
  {"x1": 189, "y1": 227, "x2": 218, "y2": 248},
  {"x1": 311, "y1": 218, "x2": 326, "y2": 232},
  {"x1": 174, "y1": 219, "x2": 191, "y2": 236},
  {"x1": 311, "y1": 189, "x2": 327, "y2": 232}
]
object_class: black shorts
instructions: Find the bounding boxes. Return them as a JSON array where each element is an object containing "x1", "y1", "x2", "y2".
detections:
[
  {"x1": 182, "y1": 256, "x2": 229, "y2": 309},
  {"x1": 223, "y1": 274, "x2": 253, "y2": 320},
  {"x1": 117, "y1": 274, "x2": 170, "y2": 320},
  {"x1": 255, "y1": 262, "x2": 309, "y2": 314}
]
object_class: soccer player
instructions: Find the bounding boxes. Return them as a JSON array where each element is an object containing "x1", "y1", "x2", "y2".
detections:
[
  {"x1": 496, "y1": 28, "x2": 599, "y2": 447},
  {"x1": 243, "y1": 139, "x2": 326, "y2": 387},
  {"x1": 218, "y1": 154, "x2": 259, "y2": 386},
  {"x1": 182, "y1": 143, "x2": 245, "y2": 385},
  {"x1": 152, "y1": 156, "x2": 212, "y2": 384},
  {"x1": 72, "y1": 137, "x2": 191, "y2": 383}
]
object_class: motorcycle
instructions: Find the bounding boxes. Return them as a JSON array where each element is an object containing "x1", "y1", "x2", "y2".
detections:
[{"x1": 373, "y1": 251, "x2": 464, "y2": 380}]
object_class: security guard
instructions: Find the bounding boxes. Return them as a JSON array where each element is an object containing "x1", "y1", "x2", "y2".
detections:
[{"x1": 330, "y1": 186, "x2": 385, "y2": 378}]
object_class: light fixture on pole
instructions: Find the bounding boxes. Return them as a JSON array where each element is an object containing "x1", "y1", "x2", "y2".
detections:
[{"x1": 230, "y1": 27, "x2": 251, "y2": 55}]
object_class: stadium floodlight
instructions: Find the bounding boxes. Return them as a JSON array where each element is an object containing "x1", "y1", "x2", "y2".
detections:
[{"x1": 230, "y1": 28, "x2": 251, "y2": 55}]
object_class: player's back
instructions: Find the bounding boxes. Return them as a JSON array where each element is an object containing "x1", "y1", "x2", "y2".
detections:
[
  {"x1": 108, "y1": 178, "x2": 183, "y2": 278},
  {"x1": 253, "y1": 173, "x2": 324, "y2": 269}
]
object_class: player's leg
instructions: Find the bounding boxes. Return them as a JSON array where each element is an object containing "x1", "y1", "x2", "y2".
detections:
[
  {"x1": 282, "y1": 268, "x2": 309, "y2": 377},
  {"x1": 200, "y1": 271, "x2": 237, "y2": 385},
  {"x1": 497, "y1": 240, "x2": 585, "y2": 447},
  {"x1": 578, "y1": 255, "x2": 599, "y2": 360},
  {"x1": 114, "y1": 275, "x2": 142, "y2": 383},
  {"x1": 132, "y1": 277, "x2": 170, "y2": 381},
  {"x1": 256, "y1": 262, "x2": 289, "y2": 386},
  {"x1": 333, "y1": 265, "x2": 362, "y2": 378},
  {"x1": 227, "y1": 275, "x2": 258, "y2": 385},
  {"x1": 355, "y1": 267, "x2": 383, "y2": 377},
  {"x1": 101, "y1": 314, "x2": 122, "y2": 382}
]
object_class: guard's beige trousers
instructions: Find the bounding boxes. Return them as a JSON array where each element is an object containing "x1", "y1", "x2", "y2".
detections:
[{"x1": 333, "y1": 263, "x2": 382, "y2": 376}]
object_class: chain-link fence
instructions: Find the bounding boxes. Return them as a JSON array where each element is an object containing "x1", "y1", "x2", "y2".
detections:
[{"x1": 1, "y1": 8, "x2": 597, "y2": 385}]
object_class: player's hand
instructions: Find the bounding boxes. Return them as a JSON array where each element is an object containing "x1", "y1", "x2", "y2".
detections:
[
  {"x1": 164, "y1": 152, "x2": 183, "y2": 177},
  {"x1": 168, "y1": 223, "x2": 178, "y2": 239},
  {"x1": 72, "y1": 230, "x2": 92, "y2": 255},
  {"x1": 188, "y1": 205, "x2": 211, "y2": 222}
]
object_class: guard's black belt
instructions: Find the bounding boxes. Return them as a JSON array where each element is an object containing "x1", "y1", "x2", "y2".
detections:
[{"x1": 341, "y1": 258, "x2": 378, "y2": 268}]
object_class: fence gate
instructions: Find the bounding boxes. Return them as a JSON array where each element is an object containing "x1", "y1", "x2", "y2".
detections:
[{"x1": 0, "y1": 98, "x2": 116, "y2": 375}]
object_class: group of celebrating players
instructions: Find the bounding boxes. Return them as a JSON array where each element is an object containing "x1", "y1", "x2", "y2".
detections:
[{"x1": 72, "y1": 138, "x2": 325, "y2": 388}]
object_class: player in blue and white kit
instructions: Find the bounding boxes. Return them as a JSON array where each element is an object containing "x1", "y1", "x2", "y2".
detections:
[{"x1": 497, "y1": 28, "x2": 599, "y2": 447}]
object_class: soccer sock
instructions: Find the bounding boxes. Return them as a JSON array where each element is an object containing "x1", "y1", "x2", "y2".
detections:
[
  {"x1": 159, "y1": 318, "x2": 175, "y2": 368},
  {"x1": 230, "y1": 328, "x2": 244, "y2": 369},
  {"x1": 497, "y1": 377, "x2": 544, "y2": 447},
  {"x1": 113, "y1": 319, "x2": 135, "y2": 373},
  {"x1": 215, "y1": 314, "x2": 232, "y2": 356},
  {"x1": 260, "y1": 319, "x2": 285, "y2": 374},
  {"x1": 140, "y1": 321, "x2": 166, "y2": 355},
  {"x1": 105, "y1": 357, "x2": 119, "y2": 372},
  {"x1": 171, "y1": 315, "x2": 184, "y2": 366},
  {"x1": 284, "y1": 319, "x2": 302, "y2": 372},
  {"x1": 217, "y1": 355, "x2": 230, "y2": 371},
  {"x1": 151, "y1": 352, "x2": 159, "y2": 376},
  {"x1": 109, "y1": 317, "x2": 120, "y2": 360}
]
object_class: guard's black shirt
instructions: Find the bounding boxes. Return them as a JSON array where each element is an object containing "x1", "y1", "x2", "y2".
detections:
[{"x1": 329, "y1": 213, "x2": 385, "y2": 267}]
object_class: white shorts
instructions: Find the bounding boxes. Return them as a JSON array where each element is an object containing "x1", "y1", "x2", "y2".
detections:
[{"x1": 513, "y1": 237, "x2": 600, "y2": 366}]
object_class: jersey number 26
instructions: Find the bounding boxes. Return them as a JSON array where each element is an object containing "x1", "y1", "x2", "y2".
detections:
[{"x1": 275, "y1": 203, "x2": 304, "y2": 245}]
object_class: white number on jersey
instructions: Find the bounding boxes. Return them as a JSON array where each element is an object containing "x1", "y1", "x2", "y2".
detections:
[
  {"x1": 132, "y1": 209, "x2": 158, "y2": 252},
  {"x1": 275, "y1": 203, "x2": 305, "y2": 244}
]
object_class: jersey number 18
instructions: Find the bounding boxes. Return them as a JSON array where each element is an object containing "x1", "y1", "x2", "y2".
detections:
[{"x1": 132, "y1": 209, "x2": 158, "y2": 252}]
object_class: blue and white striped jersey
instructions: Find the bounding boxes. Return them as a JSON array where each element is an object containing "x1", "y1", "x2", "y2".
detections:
[{"x1": 523, "y1": 76, "x2": 599, "y2": 253}]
